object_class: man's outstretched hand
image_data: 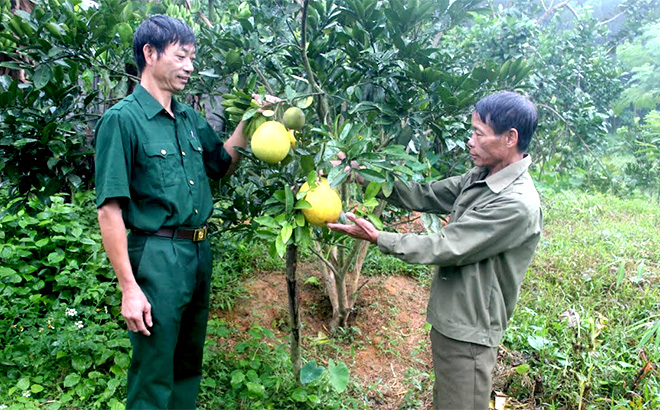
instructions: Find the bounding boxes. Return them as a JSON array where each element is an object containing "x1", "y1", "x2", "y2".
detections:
[{"x1": 327, "y1": 212, "x2": 380, "y2": 244}]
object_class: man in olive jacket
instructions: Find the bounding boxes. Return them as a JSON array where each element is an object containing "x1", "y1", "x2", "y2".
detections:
[{"x1": 328, "y1": 91, "x2": 542, "y2": 410}]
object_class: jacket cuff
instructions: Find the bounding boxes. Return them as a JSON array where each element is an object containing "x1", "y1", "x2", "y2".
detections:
[{"x1": 377, "y1": 232, "x2": 400, "y2": 255}]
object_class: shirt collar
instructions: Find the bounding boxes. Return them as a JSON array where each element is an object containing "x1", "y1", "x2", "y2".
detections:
[
  {"x1": 133, "y1": 84, "x2": 185, "y2": 119},
  {"x1": 483, "y1": 155, "x2": 533, "y2": 193}
]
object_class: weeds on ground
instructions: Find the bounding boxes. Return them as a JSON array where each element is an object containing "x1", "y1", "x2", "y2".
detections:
[
  {"x1": 200, "y1": 321, "x2": 368, "y2": 409},
  {"x1": 502, "y1": 190, "x2": 660, "y2": 409}
]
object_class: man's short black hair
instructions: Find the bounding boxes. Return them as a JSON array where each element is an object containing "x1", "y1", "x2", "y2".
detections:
[
  {"x1": 133, "y1": 15, "x2": 196, "y2": 73},
  {"x1": 475, "y1": 91, "x2": 538, "y2": 152}
]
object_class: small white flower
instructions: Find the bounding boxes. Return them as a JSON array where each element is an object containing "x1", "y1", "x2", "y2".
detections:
[
  {"x1": 22, "y1": 391, "x2": 31, "y2": 397},
  {"x1": 104, "y1": 306, "x2": 108, "y2": 314},
  {"x1": 65, "y1": 308, "x2": 77, "y2": 317},
  {"x1": 1, "y1": 404, "x2": 9, "y2": 409},
  {"x1": 80, "y1": 0, "x2": 99, "y2": 10},
  {"x1": 75, "y1": 321, "x2": 84, "y2": 329}
]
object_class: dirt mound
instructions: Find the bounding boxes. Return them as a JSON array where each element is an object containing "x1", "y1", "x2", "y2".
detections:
[{"x1": 213, "y1": 264, "x2": 433, "y2": 409}]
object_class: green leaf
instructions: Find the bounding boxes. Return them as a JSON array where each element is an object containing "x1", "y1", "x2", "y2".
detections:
[
  {"x1": 33, "y1": 65, "x2": 51, "y2": 90},
  {"x1": 16, "y1": 377, "x2": 30, "y2": 390},
  {"x1": 364, "y1": 182, "x2": 382, "y2": 200},
  {"x1": 294, "y1": 200, "x2": 312, "y2": 210},
  {"x1": 31, "y1": 384, "x2": 45, "y2": 393},
  {"x1": 63, "y1": 373, "x2": 81, "y2": 388},
  {"x1": 328, "y1": 359, "x2": 349, "y2": 393},
  {"x1": 296, "y1": 96, "x2": 314, "y2": 109},
  {"x1": 292, "y1": 388, "x2": 308, "y2": 402},
  {"x1": 280, "y1": 223, "x2": 293, "y2": 244},
  {"x1": 230, "y1": 370, "x2": 245, "y2": 387},
  {"x1": 301, "y1": 155, "x2": 316, "y2": 174},
  {"x1": 294, "y1": 213, "x2": 306, "y2": 226},
  {"x1": 616, "y1": 261, "x2": 626, "y2": 286},
  {"x1": 527, "y1": 335, "x2": 553, "y2": 351},
  {"x1": 357, "y1": 169, "x2": 386, "y2": 183},
  {"x1": 275, "y1": 235, "x2": 285, "y2": 258},
  {"x1": 72, "y1": 355, "x2": 92, "y2": 372},
  {"x1": 285, "y1": 185, "x2": 294, "y2": 213},
  {"x1": 515, "y1": 363, "x2": 531, "y2": 375},
  {"x1": 300, "y1": 361, "x2": 325, "y2": 384},
  {"x1": 327, "y1": 165, "x2": 349, "y2": 188},
  {"x1": 273, "y1": 190, "x2": 286, "y2": 203},
  {"x1": 295, "y1": 226, "x2": 311, "y2": 248},
  {"x1": 242, "y1": 108, "x2": 259, "y2": 121},
  {"x1": 245, "y1": 381, "x2": 266, "y2": 398},
  {"x1": 254, "y1": 216, "x2": 279, "y2": 228}
]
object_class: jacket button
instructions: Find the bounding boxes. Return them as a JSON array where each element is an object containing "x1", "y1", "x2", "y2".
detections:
[
  {"x1": 189, "y1": 180, "x2": 194, "y2": 185},
  {"x1": 182, "y1": 151, "x2": 186, "y2": 156},
  {"x1": 160, "y1": 149, "x2": 167, "y2": 155}
]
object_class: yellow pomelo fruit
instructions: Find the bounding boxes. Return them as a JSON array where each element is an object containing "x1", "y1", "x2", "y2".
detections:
[
  {"x1": 300, "y1": 179, "x2": 343, "y2": 226},
  {"x1": 283, "y1": 107, "x2": 306, "y2": 130},
  {"x1": 251, "y1": 121, "x2": 291, "y2": 164},
  {"x1": 288, "y1": 130, "x2": 297, "y2": 148}
]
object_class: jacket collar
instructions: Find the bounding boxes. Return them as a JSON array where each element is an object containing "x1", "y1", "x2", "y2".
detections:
[
  {"x1": 484, "y1": 155, "x2": 532, "y2": 193},
  {"x1": 133, "y1": 84, "x2": 185, "y2": 119}
]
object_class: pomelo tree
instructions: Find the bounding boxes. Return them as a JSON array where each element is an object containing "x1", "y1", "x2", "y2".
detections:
[{"x1": 187, "y1": 0, "x2": 534, "y2": 378}]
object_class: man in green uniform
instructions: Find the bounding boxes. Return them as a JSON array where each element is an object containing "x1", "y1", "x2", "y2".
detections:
[
  {"x1": 95, "y1": 15, "x2": 248, "y2": 409},
  {"x1": 328, "y1": 91, "x2": 542, "y2": 409}
]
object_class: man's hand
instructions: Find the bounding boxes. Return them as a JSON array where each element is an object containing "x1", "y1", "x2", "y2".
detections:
[
  {"x1": 251, "y1": 93, "x2": 282, "y2": 110},
  {"x1": 329, "y1": 151, "x2": 365, "y2": 184},
  {"x1": 121, "y1": 286, "x2": 152, "y2": 336},
  {"x1": 327, "y1": 212, "x2": 380, "y2": 244}
]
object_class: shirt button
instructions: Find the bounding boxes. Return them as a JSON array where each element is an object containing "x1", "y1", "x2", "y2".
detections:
[
  {"x1": 189, "y1": 180, "x2": 194, "y2": 185},
  {"x1": 160, "y1": 149, "x2": 167, "y2": 155},
  {"x1": 181, "y1": 151, "x2": 186, "y2": 156},
  {"x1": 194, "y1": 209, "x2": 199, "y2": 214}
]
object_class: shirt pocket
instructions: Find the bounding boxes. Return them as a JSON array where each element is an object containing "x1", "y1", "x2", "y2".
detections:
[{"x1": 142, "y1": 141, "x2": 179, "y2": 188}]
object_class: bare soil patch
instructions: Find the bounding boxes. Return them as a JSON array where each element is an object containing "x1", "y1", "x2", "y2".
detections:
[{"x1": 213, "y1": 263, "x2": 434, "y2": 409}]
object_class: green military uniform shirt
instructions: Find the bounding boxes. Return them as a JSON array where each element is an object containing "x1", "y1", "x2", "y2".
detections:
[
  {"x1": 377, "y1": 156, "x2": 542, "y2": 347},
  {"x1": 94, "y1": 84, "x2": 232, "y2": 231}
]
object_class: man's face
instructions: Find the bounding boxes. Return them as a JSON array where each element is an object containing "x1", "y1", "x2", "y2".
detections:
[
  {"x1": 467, "y1": 111, "x2": 514, "y2": 174},
  {"x1": 149, "y1": 42, "x2": 196, "y2": 92}
]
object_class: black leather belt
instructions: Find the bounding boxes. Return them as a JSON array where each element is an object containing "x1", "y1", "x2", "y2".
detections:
[{"x1": 151, "y1": 226, "x2": 208, "y2": 242}]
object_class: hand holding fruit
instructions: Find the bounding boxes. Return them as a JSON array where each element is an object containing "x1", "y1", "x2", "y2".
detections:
[{"x1": 327, "y1": 212, "x2": 379, "y2": 244}]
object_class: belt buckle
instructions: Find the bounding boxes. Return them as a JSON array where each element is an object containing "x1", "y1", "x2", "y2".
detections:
[{"x1": 192, "y1": 227, "x2": 207, "y2": 242}]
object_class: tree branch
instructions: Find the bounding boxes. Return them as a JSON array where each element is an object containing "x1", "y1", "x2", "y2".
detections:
[
  {"x1": 301, "y1": 0, "x2": 329, "y2": 123},
  {"x1": 310, "y1": 242, "x2": 339, "y2": 277},
  {"x1": 537, "y1": 1, "x2": 579, "y2": 25},
  {"x1": 538, "y1": 103, "x2": 612, "y2": 180},
  {"x1": 596, "y1": 11, "x2": 625, "y2": 27}
]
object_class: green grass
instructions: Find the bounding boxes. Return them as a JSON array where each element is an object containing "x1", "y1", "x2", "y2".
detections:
[{"x1": 503, "y1": 190, "x2": 660, "y2": 409}]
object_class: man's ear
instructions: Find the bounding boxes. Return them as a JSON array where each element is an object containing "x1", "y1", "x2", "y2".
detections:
[
  {"x1": 506, "y1": 128, "x2": 519, "y2": 149},
  {"x1": 143, "y1": 44, "x2": 157, "y2": 67}
]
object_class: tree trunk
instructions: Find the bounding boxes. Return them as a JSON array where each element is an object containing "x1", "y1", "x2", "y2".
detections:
[
  {"x1": 346, "y1": 240, "x2": 370, "y2": 307},
  {"x1": 318, "y1": 251, "x2": 340, "y2": 329},
  {"x1": 335, "y1": 273, "x2": 350, "y2": 328},
  {"x1": 285, "y1": 244, "x2": 302, "y2": 379}
]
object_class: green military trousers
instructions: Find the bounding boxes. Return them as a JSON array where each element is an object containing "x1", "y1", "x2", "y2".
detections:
[
  {"x1": 125, "y1": 233, "x2": 213, "y2": 410},
  {"x1": 431, "y1": 328, "x2": 498, "y2": 410}
]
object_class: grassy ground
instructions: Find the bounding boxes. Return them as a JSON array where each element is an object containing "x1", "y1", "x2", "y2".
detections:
[{"x1": 502, "y1": 190, "x2": 660, "y2": 408}]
